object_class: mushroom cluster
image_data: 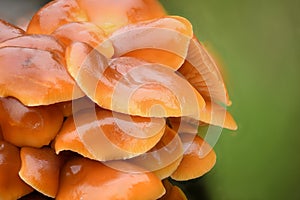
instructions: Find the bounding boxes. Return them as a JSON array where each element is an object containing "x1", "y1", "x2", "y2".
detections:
[{"x1": 0, "y1": 0, "x2": 237, "y2": 199}]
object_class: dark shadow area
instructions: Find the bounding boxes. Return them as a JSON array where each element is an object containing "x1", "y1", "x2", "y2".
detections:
[{"x1": 170, "y1": 176, "x2": 211, "y2": 200}]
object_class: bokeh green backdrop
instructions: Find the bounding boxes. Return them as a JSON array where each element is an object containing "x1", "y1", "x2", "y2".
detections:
[
  {"x1": 1, "y1": 0, "x2": 299, "y2": 199},
  {"x1": 160, "y1": 0, "x2": 300, "y2": 199}
]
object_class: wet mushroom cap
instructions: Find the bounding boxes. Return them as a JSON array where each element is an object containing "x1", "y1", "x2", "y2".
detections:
[
  {"x1": 171, "y1": 133, "x2": 216, "y2": 181},
  {"x1": 54, "y1": 107, "x2": 166, "y2": 161},
  {"x1": 159, "y1": 179, "x2": 187, "y2": 200},
  {"x1": 0, "y1": 46, "x2": 84, "y2": 106},
  {"x1": 19, "y1": 147, "x2": 63, "y2": 198},
  {"x1": 111, "y1": 16, "x2": 193, "y2": 70},
  {"x1": 198, "y1": 102, "x2": 237, "y2": 130},
  {"x1": 56, "y1": 157, "x2": 166, "y2": 200},
  {"x1": 0, "y1": 141, "x2": 33, "y2": 200},
  {"x1": 128, "y1": 126, "x2": 183, "y2": 179},
  {"x1": 27, "y1": 0, "x2": 166, "y2": 35},
  {"x1": 0, "y1": 97, "x2": 64, "y2": 148},
  {"x1": 66, "y1": 42, "x2": 205, "y2": 118}
]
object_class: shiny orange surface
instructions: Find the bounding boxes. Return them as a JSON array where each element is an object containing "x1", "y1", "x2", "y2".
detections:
[
  {"x1": 0, "y1": 19, "x2": 24, "y2": 43},
  {"x1": 129, "y1": 126, "x2": 183, "y2": 179},
  {"x1": 27, "y1": 0, "x2": 165, "y2": 35},
  {"x1": 171, "y1": 133, "x2": 216, "y2": 181},
  {"x1": 199, "y1": 102, "x2": 237, "y2": 130},
  {"x1": 0, "y1": 141, "x2": 33, "y2": 200},
  {"x1": 55, "y1": 108, "x2": 165, "y2": 161},
  {"x1": 76, "y1": 0, "x2": 166, "y2": 33},
  {"x1": 56, "y1": 157, "x2": 165, "y2": 200},
  {"x1": 179, "y1": 37, "x2": 231, "y2": 105},
  {"x1": 159, "y1": 180, "x2": 187, "y2": 200},
  {"x1": 19, "y1": 147, "x2": 63, "y2": 198},
  {"x1": 66, "y1": 42, "x2": 205, "y2": 118},
  {"x1": 111, "y1": 16, "x2": 193, "y2": 70},
  {"x1": 0, "y1": 46, "x2": 84, "y2": 106},
  {"x1": 0, "y1": 97, "x2": 64, "y2": 147},
  {"x1": 52, "y1": 22, "x2": 114, "y2": 58},
  {"x1": 27, "y1": 0, "x2": 88, "y2": 34}
]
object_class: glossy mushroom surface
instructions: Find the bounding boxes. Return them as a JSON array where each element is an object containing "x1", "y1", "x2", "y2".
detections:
[
  {"x1": 171, "y1": 133, "x2": 216, "y2": 181},
  {"x1": 0, "y1": 97, "x2": 64, "y2": 147},
  {"x1": 66, "y1": 42, "x2": 205, "y2": 118},
  {"x1": 19, "y1": 147, "x2": 63, "y2": 198},
  {"x1": 54, "y1": 107, "x2": 165, "y2": 161},
  {"x1": 56, "y1": 157, "x2": 166, "y2": 200},
  {"x1": 0, "y1": 141, "x2": 33, "y2": 200},
  {"x1": 27, "y1": 0, "x2": 165, "y2": 34}
]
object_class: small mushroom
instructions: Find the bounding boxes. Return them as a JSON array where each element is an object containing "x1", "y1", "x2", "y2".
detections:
[
  {"x1": 0, "y1": 97, "x2": 64, "y2": 147},
  {"x1": 159, "y1": 179, "x2": 187, "y2": 200},
  {"x1": 54, "y1": 107, "x2": 166, "y2": 161},
  {"x1": 0, "y1": 140, "x2": 33, "y2": 200},
  {"x1": 171, "y1": 133, "x2": 216, "y2": 181},
  {"x1": 110, "y1": 16, "x2": 193, "y2": 70},
  {"x1": 19, "y1": 147, "x2": 63, "y2": 198},
  {"x1": 27, "y1": 0, "x2": 165, "y2": 35},
  {"x1": 179, "y1": 37, "x2": 231, "y2": 106},
  {"x1": 56, "y1": 157, "x2": 166, "y2": 200},
  {"x1": 0, "y1": 19, "x2": 24, "y2": 43},
  {"x1": 52, "y1": 22, "x2": 114, "y2": 58},
  {"x1": 66, "y1": 42, "x2": 205, "y2": 118}
]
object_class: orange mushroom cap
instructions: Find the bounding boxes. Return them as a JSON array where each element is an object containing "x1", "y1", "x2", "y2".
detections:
[
  {"x1": 27, "y1": 0, "x2": 88, "y2": 34},
  {"x1": 179, "y1": 37, "x2": 231, "y2": 106},
  {"x1": 0, "y1": 19, "x2": 24, "y2": 43},
  {"x1": 66, "y1": 42, "x2": 205, "y2": 118},
  {"x1": 128, "y1": 126, "x2": 183, "y2": 180},
  {"x1": 171, "y1": 133, "x2": 216, "y2": 181},
  {"x1": 199, "y1": 102, "x2": 237, "y2": 130},
  {"x1": 27, "y1": 0, "x2": 165, "y2": 35},
  {"x1": 52, "y1": 22, "x2": 114, "y2": 58},
  {"x1": 159, "y1": 179, "x2": 187, "y2": 200},
  {"x1": 56, "y1": 157, "x2": 166, "y2": 200},
  {"x1": 19, "y1": 147, "x2": 63, "y2": 198},
  {"x1": 75, "y1": 0, "x2": 166, "y2": 34},
  {"x1": 110, "y1": 16, "x2": 193, "y2": 70},
  {"x1": 0, "y1": 140, "x2": 33, "y2": 200},
  {"x1": 54, "y1": 107, "x2": 166, "y2": 161},
  {"x1": 0, "y1": 45, "x2": 84, "y2": 106},
  {"x1": 0, "y1": 97, "x2": 64, "y2": 147}
]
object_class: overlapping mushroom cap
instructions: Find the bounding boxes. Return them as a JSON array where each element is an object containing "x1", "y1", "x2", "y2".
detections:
[{"x1": 0, "y1": 0, "x2": 237, "y2": 199}]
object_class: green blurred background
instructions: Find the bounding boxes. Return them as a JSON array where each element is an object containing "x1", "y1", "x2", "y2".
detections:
[
  {"x1": 1, "y1": 0, "x2": 299, "y2": 199},
  {"x1": 160, "y1": 0, "x2": 300, "y2": 199}
]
